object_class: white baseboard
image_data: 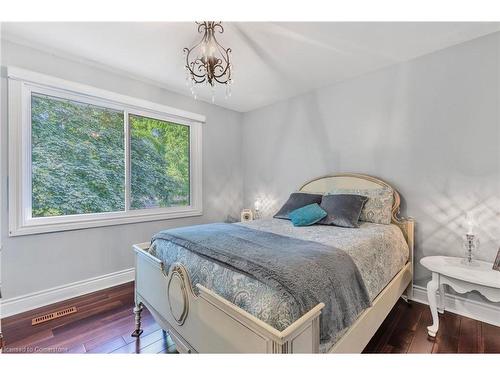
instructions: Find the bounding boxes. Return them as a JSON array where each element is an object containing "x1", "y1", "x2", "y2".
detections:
[
  {"x1": 412, "y1": 285, "x2": 500, "y2": 327},
  {"x1": 1, "y1": 268, "x2": 135, "y2": 318}
]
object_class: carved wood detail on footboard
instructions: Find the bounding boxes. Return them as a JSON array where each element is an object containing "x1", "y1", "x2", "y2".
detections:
[{"x1": 133, "y1": 243, "x2": 324, "y2": 353}]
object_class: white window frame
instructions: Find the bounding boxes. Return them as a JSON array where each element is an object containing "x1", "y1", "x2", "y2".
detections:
[{"x1": 8, "y1": 67, "x2": 204, "y2": 236}]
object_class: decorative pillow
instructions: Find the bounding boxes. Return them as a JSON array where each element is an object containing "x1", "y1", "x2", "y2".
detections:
[
  {"x1": 329, "y1": 187, "x2": 394, "y2": 224},
  {"x1": 273, "y1": 192, "x2": 323, "y2": 220},
  {"x1": 317, "y1": 194, "x2": 368, "y2": 228},
  {"x1": 288, "y1": 203, "x2": 327, "y2": 227}
]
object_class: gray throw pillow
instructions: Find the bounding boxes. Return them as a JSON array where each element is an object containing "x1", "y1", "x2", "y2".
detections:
[
  {"x1": 317, "y1": 194, "x2": 368, "y2": 228},
  {"x1": 329, "y1": 187, "x2": 394, "y2": 224},
  {"x1": 274, "y1": 192, "x2": 323, "y2": 220}
]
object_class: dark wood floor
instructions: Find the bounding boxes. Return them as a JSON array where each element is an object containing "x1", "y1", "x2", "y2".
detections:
[
  {"x1": 363, "y1": 297, "x2": 500, "y2": 353},
  {"x1": 2, "y1": 282, "x2": 499, "y2": 353},
  {"x1": 2, "y1": 282, "x2": 175, "y2": 354}
]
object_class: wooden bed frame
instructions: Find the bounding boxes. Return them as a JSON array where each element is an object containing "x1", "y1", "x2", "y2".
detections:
[{"x1": 132, "y1": 173, "x2": 415, "y2": 353}]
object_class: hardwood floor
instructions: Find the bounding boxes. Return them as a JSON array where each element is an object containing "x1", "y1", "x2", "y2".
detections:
[
  {"x1": 2, "y1": 282, "x2": 499, "y2": 353},
  {"x1": 2, "y1": 282, "x2": 176, "y2": 354},
  {"x1": 363, "y1": 298, "x2": 500, "y2": 353}
]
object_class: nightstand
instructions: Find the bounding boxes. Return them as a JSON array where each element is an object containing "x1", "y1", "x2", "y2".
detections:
[{"x1": 420, "y1": 256, "x2": 500, "y2": 337}]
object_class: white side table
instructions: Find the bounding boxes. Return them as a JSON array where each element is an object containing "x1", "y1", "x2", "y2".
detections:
[{"x1": 420, "y1": 256, "x2": 500, "y2": 337}]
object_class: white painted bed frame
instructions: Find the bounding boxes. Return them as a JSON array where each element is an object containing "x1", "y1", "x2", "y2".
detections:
[{"x1": 132, "y1": 173, "x2": 415, "y2": 353}]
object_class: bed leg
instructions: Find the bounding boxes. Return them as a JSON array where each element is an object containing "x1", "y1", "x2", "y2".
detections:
[{"x1": 131, "y1": 303, "x2": 144, "y2": 337}]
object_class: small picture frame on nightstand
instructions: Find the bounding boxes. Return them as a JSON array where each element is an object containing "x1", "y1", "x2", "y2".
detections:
[{"x1": 493, "y1": 248, "x2": 500, "y2": 271}]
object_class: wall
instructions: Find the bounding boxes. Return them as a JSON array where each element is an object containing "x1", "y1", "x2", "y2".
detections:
[
  {"x1": 242, "y1": 32, "x2": 500, "y2": 302},
  {"x1": 0, "y1": 39, "x2": 243, "y2": 299}
]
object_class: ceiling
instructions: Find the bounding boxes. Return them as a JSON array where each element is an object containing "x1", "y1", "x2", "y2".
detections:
[{"x1": 2, "y1": 22, "x2": 500, "y2": 112}]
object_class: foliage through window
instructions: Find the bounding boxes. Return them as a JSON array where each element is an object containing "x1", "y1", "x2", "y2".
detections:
[
  {"x1": 130, "y1": 114, "x2": 190, "y2": 209},
  {"x1": 32, "y1": 94, "x2": 125, "y2": 217},
  {"x1": 29, "y1": 93, "x2": 193, "y2": 219}
]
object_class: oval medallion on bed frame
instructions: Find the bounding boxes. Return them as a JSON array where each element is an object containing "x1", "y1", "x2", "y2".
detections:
[{"x1": 132, "y1": 173, "x2": 415, "y2": 353}]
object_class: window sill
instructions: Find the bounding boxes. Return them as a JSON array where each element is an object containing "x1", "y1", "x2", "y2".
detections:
[{"x1": 9, "y1": 208, "x2": 203, "y2": 237}]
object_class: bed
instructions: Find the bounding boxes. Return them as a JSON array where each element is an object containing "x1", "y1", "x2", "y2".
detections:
[{"x1": 132, "y1": 173, "x2": 415, "y2": 353}]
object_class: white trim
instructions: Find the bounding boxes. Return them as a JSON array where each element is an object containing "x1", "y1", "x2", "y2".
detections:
[
  {"x1": 7, "y1": 66, "x2": 206, "y2": 123},
  {"x1": 124, "y1": 109, "x2": 131, "y2": 211},
  {"x1": 0, "y1": 268, "x2": 135, "y2": 318},
  {"x1": 11, "y1": 209, "x2": 204, "y2": 236},
  {"x1": 412, "y1": 285, "x2": 500, "y2": 327},
  {"x1": 8, "y1": 66, "x2": 204, "y2": 236}
]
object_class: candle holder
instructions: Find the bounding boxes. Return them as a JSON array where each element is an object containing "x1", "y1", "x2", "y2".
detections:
[
  {"x1": 462, "y1": 233, "x2": 480, "y2": 266},
  {"x1": 254, "y1": 199, "x2": 262, "y2": 220}
]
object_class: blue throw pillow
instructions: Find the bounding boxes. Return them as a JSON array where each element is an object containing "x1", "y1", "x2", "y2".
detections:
[{"x1": 288, "y1": 203, "x2": 327, "y2": 227}]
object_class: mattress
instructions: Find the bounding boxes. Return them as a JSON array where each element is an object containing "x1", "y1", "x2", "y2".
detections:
[{"x1": 149, "y1": 218, "x2": 409, "y2": 352}]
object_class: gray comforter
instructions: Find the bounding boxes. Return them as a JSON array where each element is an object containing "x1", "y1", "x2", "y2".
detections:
[{"x1": 152, "y1": 223, "x2": 371, "y2": 343}]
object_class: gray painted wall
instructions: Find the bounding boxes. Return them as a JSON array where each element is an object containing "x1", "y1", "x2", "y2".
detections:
[
  {"x1": 0, "y1": 40, "x2": 243, "y2": 298},
  {"x1": 241, "y1": 32, "x2": 500, "y2": 302}
]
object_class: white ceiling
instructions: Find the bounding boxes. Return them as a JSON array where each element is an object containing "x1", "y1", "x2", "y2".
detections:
[{"x1": 2, "y1": 22, "x2": 500, "y2": 112}]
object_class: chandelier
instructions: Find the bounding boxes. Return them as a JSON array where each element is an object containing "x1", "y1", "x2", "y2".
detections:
[{"x1": 183, "y1": 21, "x2": 233, "y2": 102}]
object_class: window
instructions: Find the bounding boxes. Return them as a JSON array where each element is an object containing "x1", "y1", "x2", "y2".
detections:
[
  {"x1": 8, "y1": 67, "x2": 204, "y2": 236},
  {"x1": 129, "y1": 114, "x2": 190, "y2": 210}
]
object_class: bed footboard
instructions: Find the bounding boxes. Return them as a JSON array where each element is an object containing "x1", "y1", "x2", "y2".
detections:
[{"x1": 133, "y1": 243, "x2": 324, "y2": 353}]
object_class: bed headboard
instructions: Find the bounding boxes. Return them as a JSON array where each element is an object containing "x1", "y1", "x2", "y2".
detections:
[{"x1": 299, "y1": 173, "x2": 414, "y2": 254}]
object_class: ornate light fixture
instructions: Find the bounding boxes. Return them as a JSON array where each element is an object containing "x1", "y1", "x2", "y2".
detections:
[{"x1": 183, "y1": 21, "x2": 233, "y2": 102}]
